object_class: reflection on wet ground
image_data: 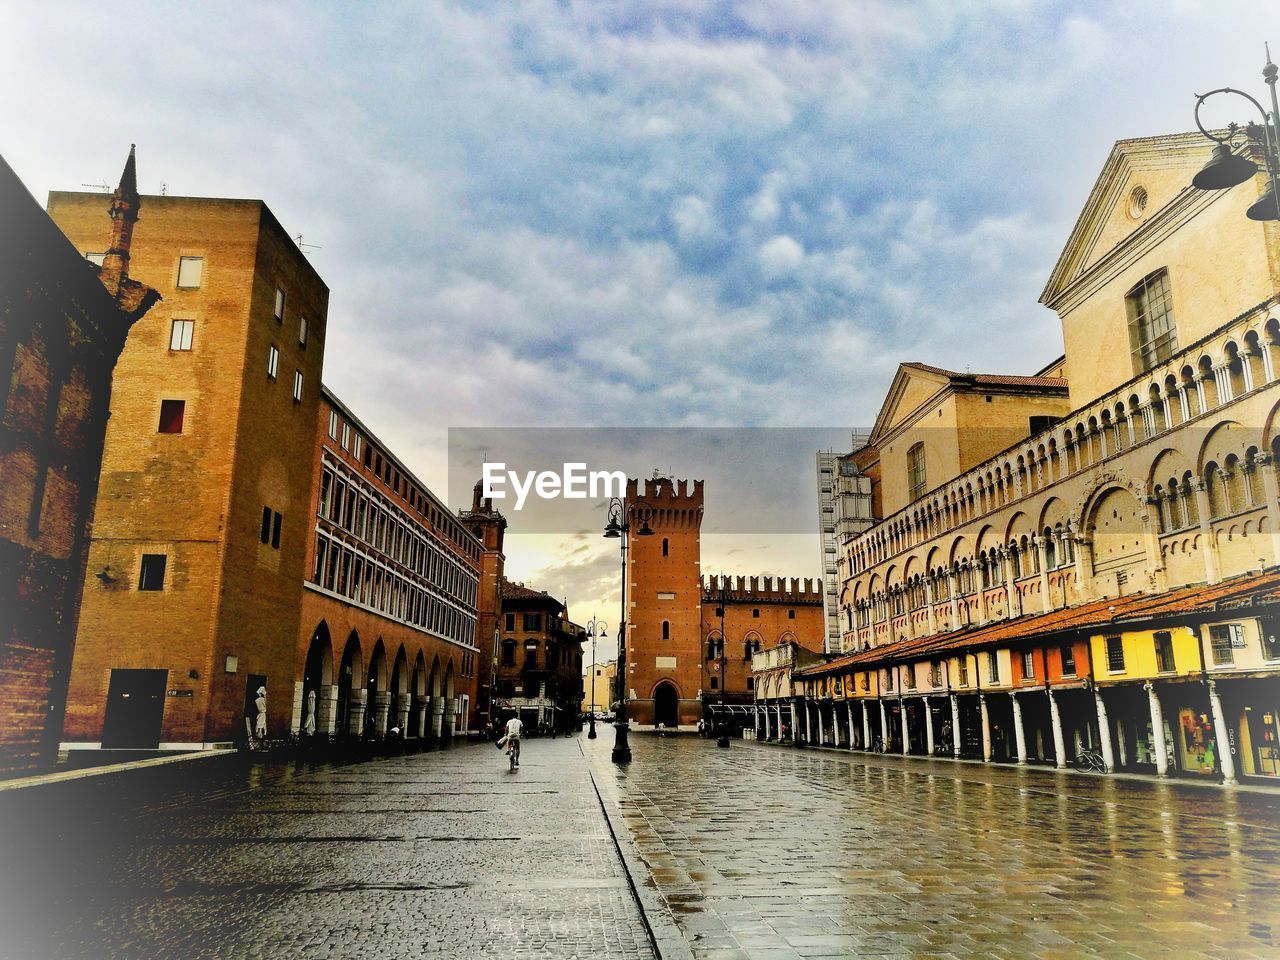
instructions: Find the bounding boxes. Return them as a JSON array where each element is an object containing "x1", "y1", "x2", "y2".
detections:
[{"x1": 588, "y1": 735, "x2": 1280, "y2": 959}]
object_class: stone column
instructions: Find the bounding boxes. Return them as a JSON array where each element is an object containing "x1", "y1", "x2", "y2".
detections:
[
  {"x1": 317, "y1": 684, "x2": 337, "y2": 736},
  {"x1": 1073, "y1": 533, "x2": 1093, "y2": 602},
  {"x1": 1094, "y1": 690, "x2": 1116, "y2": 773},
  {"x1": 349, "y1": 688, "x2": 367, "y2": 736},
  {"x1": 861, "y1": 701, "x2": 871, "y2": 750},
  {"x1": 1035, "y1": 536, "x2": 1052, "y2": 614},
  {"x1": 924, "y1": 577, "x2": 937, "y2": 635},
  {"x1": 1144, "y1": 681, "x2": 1169, "y2": 777},
  {"x1": 999, "y1": 548, "x2": 1019, "y2": 618},
  {"x1": 415, "y1": 702, "x2": 428, "y2": 739},
  {"x1": 1010, "y1": 692, "x2": 1027, "y2": 764},
  {"x1": 291, "y1": 680, "x2": 305, "y2": 735},
  {"x1": 847, "y1": 702, "x2": 857, "y2": 748},
  {"x1": 947, "y1": 571, "x2": 960, "y2": 628},
  {"x1": 789, "y1": 702, "x2": 796, "y2": 740},
  {"x1": 979, "y1": 693, "x2": 992, "y2": 762},
  {"x1": 923, "y1": 697, "x2": 935, "y2": 756},
  {"x1": 878, "y1": 699, "x2": 889, "y2": 751},
  {"x1": 1048, "y1": 688, "x2": 1067, "y2": 769},
  {"x1": 397, "y1": 698, "x2": 411, "y2": 735},
  {"x1": 1255, "y1": 452, "x2": 1280, "y2": 566},
  {"x1": 1207, "y1": 680, "x2": 1238, "y2": 786},
  {"x1": 373, "y1": 690, "x2": 391, "y2": 737},
  {"x1": 818, "y1": 704, "x2": 828, "y2": 746},
  {"x1": 901, "y1": 701, "x2": 911, "y2": 755},
  {"x1": 431, "y1": 696, "x2": 446, "y2": 739},
  {"x1": 1194, "y1": 480, "x2": 1220, "y2": 584},
  {"x1": 950, "y1": 694, "x2": 962, "y2": 758}
]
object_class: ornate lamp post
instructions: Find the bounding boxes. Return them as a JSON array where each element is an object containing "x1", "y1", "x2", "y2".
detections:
[
  {"x1": 603, "y1": 496, "x2": 654, "y2": 764},
  {"x1": 584, "y1": 615, "x2": 606, "y2": 740},
  {"x1": 1188, "y1": 46, "x2": 1280, "y2": 221}
]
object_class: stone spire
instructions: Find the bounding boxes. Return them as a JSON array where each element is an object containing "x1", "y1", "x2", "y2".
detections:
[{"x1": 99, "y1": 145, "x2": 140, "y2": 299}]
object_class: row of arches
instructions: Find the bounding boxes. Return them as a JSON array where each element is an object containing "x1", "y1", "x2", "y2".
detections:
[
  {"x1": 300, "y1": 620, "x2": 458, "y2": 741},
  {"x1": 852, "y1": 318, "x2": 1280, "y2": 576}
]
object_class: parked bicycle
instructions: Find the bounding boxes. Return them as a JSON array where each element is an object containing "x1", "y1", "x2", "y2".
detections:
[{"x1": 1073, "y1": 748, "x2": 1106, "y2": 773}]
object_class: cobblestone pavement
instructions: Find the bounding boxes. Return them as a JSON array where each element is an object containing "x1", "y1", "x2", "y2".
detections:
[
  {"x1": 587, "y1": 735, "x2": 1280, "y2": 960},
  {"x1": 0, "y1": 738, "x2": 654, "y2": 959}
]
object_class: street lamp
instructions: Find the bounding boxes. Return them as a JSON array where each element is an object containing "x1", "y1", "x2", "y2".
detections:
[
  {"x1": 1189, "y1": 46, "x2": 1280, "y2": 222},
  {"x1": 716, "y1": 574, "x2": 730, "y2": 748},
  {"x1": 603, "y1": 495, "x2": 654, "y2": 764},
  {"x1": 584, "y1": 615, "x2": 607, "y2": 740}
]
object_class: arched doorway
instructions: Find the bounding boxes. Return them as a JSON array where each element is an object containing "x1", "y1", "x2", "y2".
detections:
[
  {"x1": 366, "y1": 640, "x2": 387, "y2": 738},
  {"x1": 337, "y1": 631, "x2": 362, "y2": 737},
  {"x1": 302, "y1": 622, "x2": 333, "y2": 737},
  {"x1": 389, "y1": 646, "x2": 408, "y2": 737},
  {"x1": 410, "y1": 653, "x2": 427, "y2": 739},
  {"x1": 653, "y1": 681, "x2": 679, "y2": 728}
]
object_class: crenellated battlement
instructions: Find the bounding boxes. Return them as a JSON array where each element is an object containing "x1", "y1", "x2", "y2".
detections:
[
  {"x1": 700, "y1": 574, "x2": 824, "y2": 604},
  {"x1": 626, "y1": 476, "x2": 705, "y2": 506}
]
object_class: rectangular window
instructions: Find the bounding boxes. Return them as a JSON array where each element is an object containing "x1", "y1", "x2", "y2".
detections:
[
  {"x1": 1022, "y1": 650, "x2": 1035, "y2": 679},
  {"x1": 1105, "y1": 635, "x2": 1125, "y2": 673},
  {"x1": 505, "y1": 613, "x2": 515, "y2": 631},
  {"x1": 352, "y1": 435, "x2": 362, "y2": 461},
  {"x1": 958, "y1": 658, "x2": 969, "y2": 686},
  {"x1": 1209, "y1": 624, "x2": 1240, "y2": 666},
  {"x1": 1126, "y1": 269, "x2": 1178, "y2": 373},
  {"x1": 138, "y1": 554, "x2": 167, "y2": 591},
  {"x1": 85, "y1": 252, "x2": 106, "y2": 266},
  {"x1": 267, "y1": 344, "x2": 279, "y2": 380},
  {"x1": 1154, "y1": 631, "x2": 1176, "y2": 673},
  {"x1": 273, "y1": 287, "x2": 285, "y2": 322},
  {"x1": 1060, "y1": 644, "x2": 1076, "y2": 677},
  {"x1": 169, "y1": 319, "x2": 194, "y2": 351},
  {"x1": 1263, "y1": 624, "x2": 1280, "y2": 661},
  {"x1": 299, "y1": 316, "x2": 308, "y2": 348},
  {"x1": 158, "y1": 399, "x2": 185, "y2": 434},
  {"x1": 524, "y1": 613, "x2": 541, "y2": 631},
  {"x1": 907, "y1": 442, "x2": 927, "y2": 501},
  {"x1": 987, "y1": 652, "x2": 999, "y2": 684},
  {"x1": 341, "y1": 423, "x2": 350, "y2": 450},
  {"x1": 177, "y1": 256, "x2": 203, "y2": 289},
  {"x1": 328, "y1": 411, "x2": 339, "y2": 440},
  {"x1": 293, "y1": 370, "x2": 303, "y2": 402},
  {"x1": 271, "y1": 511, "x2": 282, "y2": 549},
  {"x1": 260, "y1": 506, "x2": 272, "y2": 544}
]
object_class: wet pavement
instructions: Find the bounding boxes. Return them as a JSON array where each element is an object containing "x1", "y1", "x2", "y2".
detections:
[
  {"x1": 0, "y1": 738, "x2": 654, "y2": 959},
  {"x1": 586, "y1": 735, "x2": 1280, "y2": 960}
]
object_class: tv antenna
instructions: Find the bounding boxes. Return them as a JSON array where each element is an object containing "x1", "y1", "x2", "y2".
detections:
[
  {"x1": 294, "y1": 233, "x2": 323, "y2": 253},
  {"x1": 160, "y1": 182, "x2": 168, "y2": 196},
  {"x1": 80, "y1": 181, "x2": 110, "y2": 193}
]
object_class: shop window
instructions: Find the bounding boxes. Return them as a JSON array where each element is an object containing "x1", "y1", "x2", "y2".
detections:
[
  {"x1": 138, "y1": 554, "x2": 167, "y2": 591},
  {"x1": 1060, "y1": 645, "x2": 1076, "y2": 677},
  {"x1": 1209, "y1": 624, "x2": 1241, "y2": 666},
  {"x1": 1104, "y1": 635, "x2": 1125, "y2": 673},
  {"x1": 1154, "y1": 632, "x2": 1176, "y2": 673}
]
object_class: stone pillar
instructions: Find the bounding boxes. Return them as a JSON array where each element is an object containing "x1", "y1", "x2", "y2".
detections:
[
  {"x1": 947, "y1": 572, "x2": 960, "y2": 628},
  {"x1": 878, "y1": 699, "x2": 889, "y2": 751},
  {"x1": 950, "y1": 694, "x2": 962, "y2": 758},
  {"x1": 317, "y1": 684, "x2": 338, "y2": 736},
  {"x1": 789, "y1": 702, "x2": 796, "y2": 740},
  {"x1": 431, "y1": 696, "x2": 446, "y2": 739},
  {"x1": 397, "y1": 697, "x2": 411, "y2": 735},
  {"x1": 901, "y1": 701, "x2": 911, "y2": 755},
  {"x1": 373, "y1": 690, "x2": 391, "y2": 737},
  {"x1": 1207, "y1": 680, "x2": 1238, "y2": 786},
  {"x1": 1048, "y1": 689, "x2": 1067, "y2": 769},
  {"x1": 1010, "y1": 692, "x2": 1027, "y2": 764},
  {"x1": 924, "y1": 577, "x2": 937, "y2": 635},
  {"x1": 1142, "y1": 681, "x2": 1170, "y2": 776},
  {"x1": 818, "y1": 704, "x2": 828, "y2": 746},
  {"x1": 415, "y1": 703, "x2": 428, "y2": 739},
  {"x1": 1255, "y1": 453, "x2": 1280, "y2": 566},
  {"x1": 291, "y1": 680, "x2": 305, "y2": 735},
  {"x1": 999, "y1": 548, "x2": 1019, "y2": 618},
  {"x1": 1035, "y1": 536, "x2": 1052, "y2": 614},
  {"x1": 349, "y1": 688, "x2": 367, "y2": 736},
  {"x1": 1194, "y1": 480, "x2": 1220, "y2": 584},
  {"x1": 1094, "y1": 690, "x2": 1116, "y2": 773},
  {"x1": 861, "y1": 701, "x2": 871, "y2": 750},
  {"x1": 1073, "y1": 534, "x2": 1093, "y2": 602},
  {"x1": 979, "y1": 693, "x2": 992, "y2": 762},
  {"x1": 847, "y1": 702, "x2": 857, "y2": 748},
  {"x1": 923, "y1": 697, "x2": 935, "y2": 756}
]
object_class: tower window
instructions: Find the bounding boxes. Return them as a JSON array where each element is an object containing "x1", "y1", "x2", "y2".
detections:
[
  {"x1": 274, "y1": 287, "x2": 286, "y2": 322},
  {"x1": 752, "y1": 609, "x2": 760, "y2": 618},
  {"x1": 1126, "y1": 268, "x2": 1177, "y2": 373},
  {"x1": 138, "y1": 554, "x2": 167, "y2": 591},
  {"x1": 788, "y1": 609, "x2": 795, "y2": 619},
  {"x1": 662, "y1": 538, "x2": 669, "y2": 556},
  {"x1": 158, "y1": 399, "x2": 185, "y2": 434},
  {"x1": 661, "y1": 620, "x2": 669, "y2": 640},
  {"x1": 293, "y1": 370, "x2": 304, "y2": 402},
  {"x1": 177, "y1": 256, "x2": 203, "y2": 289},
  {"x1": 169, "y1": 319, "x2": 194, "y2": 351},
  {"x1": 267, "y1": 344, "x2": 279, "y2": 380},
  {"x1": 299, "y1": 316, "x2": 309, "y2": 348}
]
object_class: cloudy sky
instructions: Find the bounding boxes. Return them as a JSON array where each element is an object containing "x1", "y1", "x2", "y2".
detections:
[{"x1": 3, "y1": 2, "x2": 1273, "y2": 657}]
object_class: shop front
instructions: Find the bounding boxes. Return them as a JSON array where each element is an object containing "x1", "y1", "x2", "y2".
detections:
[{"x1": 1222, "y1": 676, "x2": 1280, "y2": 782}]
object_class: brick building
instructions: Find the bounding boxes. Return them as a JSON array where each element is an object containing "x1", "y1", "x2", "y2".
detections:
[
  {"x1": 495, "y1": 580, "x2": 584, "y2": 733},
  {"x1": 624, "y1": 477, "x2": 824, "y2": 730},
  {"x1": 582, "y1": 657, "x2": 616, "y2": 716},
  {"x1": 48, "y1": 186, "x2": 330, "y2": 751},
  {"x1": 295, "y1": 389, "x2": 483, "y2": 743},
  {"x1": 0, "y1": 149, "x2": 158, "y2": 774}
]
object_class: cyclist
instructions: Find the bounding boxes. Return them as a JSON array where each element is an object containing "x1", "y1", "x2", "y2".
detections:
[{"x1": 504, "y1": 713, "x2": 524, "y2": 767}]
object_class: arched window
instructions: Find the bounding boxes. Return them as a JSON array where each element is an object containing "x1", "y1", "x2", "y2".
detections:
[
  {"x1": 661, "y1": 537, "x2": 669, "y2": 556},
  {"x1": 661, "y1": 620, "x2": 670, "y2": 640},
  {"x1": 908, "y1": 442, "x2": 927, "y2": 501}
]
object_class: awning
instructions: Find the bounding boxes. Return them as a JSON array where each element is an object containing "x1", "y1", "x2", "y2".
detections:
[{"x1": 708, "y1": 704, "x2": 755, "y2": 715}]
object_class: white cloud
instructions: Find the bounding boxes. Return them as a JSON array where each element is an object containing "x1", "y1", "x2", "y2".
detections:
[{"x1": 758, "y1": 234, "x2": 805, "y2": 278}]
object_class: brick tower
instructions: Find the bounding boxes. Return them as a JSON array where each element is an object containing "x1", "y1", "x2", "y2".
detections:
[
  {"x1": 624, "y1": 476, "x2": 703, "y2": 729},
  {"x1": 459, "y1": 480, "x2": 506, "y2": 732}
]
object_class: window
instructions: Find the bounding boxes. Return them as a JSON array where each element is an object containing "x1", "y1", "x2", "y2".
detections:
[
  {"x1": 907, "y1": 442, "x2": 927, "y2": 501},
  {"x1": 328, "y1": 411, "x2": 339, "y2": 440},
  {"x1": 341, "y1": 423, "x2": 351, "y2": 450},
  {"x1": 299, "y1": 316, "x2": 308, "y2": 348},
  {"x1": 138, "y1": 554, "x2": 167, "y2": 591},
  {"x1": 267, "y1": 345, "x2": 279, "y2": 380},
  {"x1": 661, "y1": 538, "x2": 669, "y2": 556},
  {"x1": 1104, "y1": 635, "x2": 1126, "y2": 673},
  {"x1": 1209, "y1": 624, "x2": 1241, "y2": 666},
  {"x1": 169, "y1": 319, "x2": 194, "y2": 351},
  {"x1": 260, "y1": 507, "x2": 282, "y2": 549},
  {"x1": 85, "y1": 252, "x2": 106, "y2": 266},
  {"x1": 752, "y1": 608, "x2": 760, "y2": 619},
  {"x1": 714, "y1": 607, "x2": 723, "y2": 617},
  {"x1": 177, "y1": 256, "x2": 203, "y2": 289},
  {"x1": 158, "y1": 399, "x2": 185, "y2": 434},
  {"x1": 929, "y1": 661, "x2": 942, "y2": 687},
  {"x1": 501, "y1": 640, "x2": 516, "y2": 666},
  {"x1": 1154, "y1": 631, "x2": 1176, "y2": 673},
  {"x1": 710, "y1": 676, "x2": 718, "y2": 690},
  {"x1": 505, "y1": 613, "x2": 515, "y2": 632},
  {"x1": 661, "y1": 620, "x2": 670, "y2": 639},
  {"x1": 1264, "y1": 625, "x2": 1280, "y2": 661},
  {"x1": 788, "y1": 609, "x2": 795, "y2": 619},
  {"x1": 884, "y1": 669, "x2": 893, "y2": 691},
  {"x1": 273, "y1": 287, "x2": 285, "y2": 322},
  {"x1": 352, "y1": 435, "x2": 362, "y2": 461},
  {"x1": 1060, "y1": 644, "x2": 1076, "y2": 677},
  {"x1": 1021, "y1": 650, "x2": 1035, "y2": 679},
  {"x1": 746, "y1": 677, "x2": 754, "y2": 691},
  {"x1": 1126, "y1": 268, "x2": 1178, "y2": 373},
  {"x1": 904, "y1": 667, "x2": 915, "y2": 689},
  {"x1": 524, "y1": 613, "x2": 542, "y2": 631},
  {"x1": 292, "y1": 370, "x2": 303, "y2": 402},
  {"x1": 958, "y1": 658, "x2": 969, "y2": 686},
  {"x1": 987, "y1": 652, "x2": 999, "y2": 684}
]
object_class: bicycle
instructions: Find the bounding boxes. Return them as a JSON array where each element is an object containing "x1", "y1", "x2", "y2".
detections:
[
  {"x1": 507, "y1": 737, "x2": 520, "y2": 771},
  {"x1": 1073, "y1": 748, "x2": 1106, "y2": 773}
]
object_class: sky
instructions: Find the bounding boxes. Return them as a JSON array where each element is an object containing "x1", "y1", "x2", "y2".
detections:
[{"x1": 2, "y1": 1, "x2": 1274, "y2": 660}]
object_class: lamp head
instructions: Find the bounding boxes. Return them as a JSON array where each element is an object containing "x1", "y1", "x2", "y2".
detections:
[
  {"x1": 1191, "y1": 144, "x2": 1258, "y2": 190},
  {"x1": 603, "y1": 518, "x2": 622, "y2": 538},
  {"x1": 1246, "y1": 179, "x2": 1280, "y2": 221}
]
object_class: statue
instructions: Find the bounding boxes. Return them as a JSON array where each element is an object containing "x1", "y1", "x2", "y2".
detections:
[
  {"x1": 254, "y1": 686, "x2": 267, "y2": 742},
  {"x1": 302, "y1": 689, "x2": 316, "y2": 736}
]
